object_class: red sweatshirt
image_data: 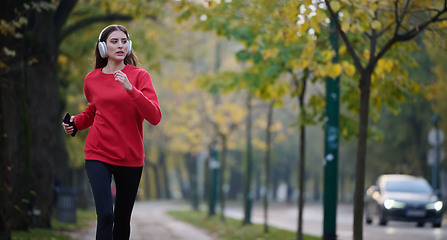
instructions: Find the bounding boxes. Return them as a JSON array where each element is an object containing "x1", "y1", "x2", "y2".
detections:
[{"x1": 75, "y1": 64, "x2": 161, "y2": 167}]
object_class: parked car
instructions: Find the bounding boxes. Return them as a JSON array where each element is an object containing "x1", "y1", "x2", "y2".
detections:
[{"x1": 364, "y1": 174, "x2": 444, "y2": 228}]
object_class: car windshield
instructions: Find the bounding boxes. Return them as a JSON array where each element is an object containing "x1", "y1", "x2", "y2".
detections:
[{"x1": 385, "y1": 179, "x2": 433, "y2": 194}]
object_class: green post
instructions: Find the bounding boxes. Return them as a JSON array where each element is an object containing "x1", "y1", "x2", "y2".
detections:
[
  {"x1": 208, "y1": 141, "x2": 219, "y2": 216},
  {"x1": 323, "y1": 15, "x2": 340, "y2": 240}
]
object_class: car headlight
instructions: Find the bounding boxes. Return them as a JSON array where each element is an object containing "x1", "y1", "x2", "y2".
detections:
[
  {"x1": 384, "y1": 199, "x2": 405, "y2": 209},
  {"x1": 426, "y1": 201, "x2": 443, "y2": 211}
]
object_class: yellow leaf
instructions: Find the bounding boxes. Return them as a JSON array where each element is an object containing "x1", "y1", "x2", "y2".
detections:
[
  {"x1": 269, "y1": 121, "x2": 283, "y2": 132},
  {"x1": 330, "y1": 1, "x2": 341, "y2": 12},
  {"x1": 250, "y1": 45, "x2": 258, "y2": 54},
  {"x1": 252, "y1": 138, "x2": 267, "y2": 151},
  {"x1": 0, "y1": 61, "x2": 7, "y2": 69},
  {"x1": 273, "y1": 31, "x2": 283, "y2": 42},
  {"x1": 262, "y1": 48, "x2": 279, "y2": 60},
  {"x1": 58, "y1": 55, "x2": 68, "y2": 65},
  {"x1": 275, "y1": 133, "x2": 287, "y2": 143},
  {"x1": 316, "y1": 9, "x2": 327, "y2": 23},
  {"x1": 375, "y1": 58, "x2": 394, "y2": 75},
  {"x1": 315, "y1": 64, "x2": 327, "y2": 77},
  {"x1": 371, "y1": 20, "x2": 381, "y2": 30},
  {"x1": 342, "y1": 61, "x2": 356, "y2": 77},
  {"x1": 284, "y1": 28, "x2": 299, "y2": 42},
  {"x1": 327, "y1": 63, "x2": 342, "y2": 78},
  {"x1": 341, "y1": 21, "x2": 350, "y2": 32},
  {"x1": 67, "y1": 95, "x2": 75, "y2": 104},
  {"x1": 412, "y1": 82, "x2": 420, "y2": 94},
  {"x1": 289, "y1": 59, "x2": 301, "y2": 69},
  {"x1": 384, "y1": 59, "x2": 394, "y2": 72},
  {"x1": 322, "y1": 50, "x2": 335, "y2": 62},
  {"x1": 362, "y1": 49, "x2": 370, "y2": 60},
  {"x1": 339, "y1": 45, "x2": 347, "y2": 55}
]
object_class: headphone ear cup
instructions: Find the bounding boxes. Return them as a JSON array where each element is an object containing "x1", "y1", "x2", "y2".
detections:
[
  {"x1": 127, "y1": 40, "x2": 132, "y2": 56},
  {"x1": 98, "y1": 41, "x2": 108, "y2": 58}
]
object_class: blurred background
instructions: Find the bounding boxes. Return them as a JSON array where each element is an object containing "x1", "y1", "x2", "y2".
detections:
[{"x1": 1, "y1": 0, "x2": 447, "y2": 238}]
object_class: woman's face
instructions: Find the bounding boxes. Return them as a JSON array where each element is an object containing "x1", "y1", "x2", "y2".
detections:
[{"x1": 106, "y1": 30, "x2": 129, "y2": 62}]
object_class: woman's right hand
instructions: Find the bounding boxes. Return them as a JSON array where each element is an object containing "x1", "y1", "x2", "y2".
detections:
[{"x1": 62, "y1": 116, "x2": 75, "y2": 135}]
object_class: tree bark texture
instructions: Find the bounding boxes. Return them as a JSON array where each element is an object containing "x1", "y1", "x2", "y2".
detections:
[
  {"x1": 219, "y1": 134, "x2": 228, "y2": 221},
  {"x1": 0, "y1": 0, "x2": 77, "y2": 229},
  {"x1": 0, "y1": 48, "x2": 32, "y2": 236},
  {"x1": 243, "y1": 92, "x2": 253, "y2": 225},
  {"x1": 23, "y1": 6, "x2": 72, "y2": 228},
  {"x1": 263, "y1": 101, "x2": 274, "y2": 233},
  {"x1": 296, "y1": 70, "x2": 308, "y2": 240},
  {"x1": 158, "y1": 148, "x2": 171, "y2": 199},
  {"x1": 353, "y1": 73, "x2": 372, "y2": 240}
]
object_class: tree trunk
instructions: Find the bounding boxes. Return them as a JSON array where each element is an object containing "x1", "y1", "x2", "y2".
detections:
[
  {"x1": 1, "y1": 0, "x2": 34, "y2": 234},
  {"x1": 158, "y1": 148, "x2": 171, "y2": 199},
  {"x1": 0, "y1": 79, "x2": 10, "y2": 239},
  {"x1": 313, "y1": 174, "x2": 320, "y2": 201},
  {"x1": 353, "y1": 72, "x2": 372, "y2": 240},
  {"x1": 243, "y1": 92, "x2": 253, "y2": 225},
  {"x1": 24, "y1": 29, "x2": 66, "y2": 228},
  {"x1": 263, "y1": 100, "x2": 274, "y2": 233},
  {"x1": 4, "y1": 79, "x2": 32, "y2": 230},
  {"x1": 20, "y1": 0, "x2": 78, "y2": 228},
  {"x1": 219, "y1": 134, "x2": 228, "y2": 220},
  {"x1": 297, "y1": 124, "x2": 306, "y2": 240},
  {"x1": 153, "y1": 163, "x2": 161, "y2": 199},
  {"x1": 0, "y1": 51, "x2": 31, "y2": 236},
  {"x1": 228, "y1": 165, "x2": 241, "y2": 200},
  {"x1": 143, "y1": 161, "x2": 151, "y2": 199},
  {"x1": 296, "y1": 72, "x2": 308, "y2": 240},
  {"x1": 185, "y1": 153, "x2": 199, "y2": 209},
  {"x1": 255, "y1": 168, "x2": 262, "y2": 200}
]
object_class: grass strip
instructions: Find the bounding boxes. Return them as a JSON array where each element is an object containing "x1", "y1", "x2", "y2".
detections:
[
  {"x1": 11, "y1": 228, "x2": 70, "y2": 240},
  {"x1": 12, "y1": 209, "x2": 96, "y2": 240},
  {"x1": 51, "y1": 209, "x2": 96, "y2": 231},
  {"x1": 168, "y1": 210, "x2": 321, "y2": 240}
]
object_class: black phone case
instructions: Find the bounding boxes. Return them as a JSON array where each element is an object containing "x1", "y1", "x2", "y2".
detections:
[{"x1": 63, "y1": 112, "x2": 78, "y2": 137}]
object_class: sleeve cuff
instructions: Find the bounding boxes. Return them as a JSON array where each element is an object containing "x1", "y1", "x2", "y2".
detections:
[{"x1": 127, "y1": 86, "x2": 140, "y2": 99}]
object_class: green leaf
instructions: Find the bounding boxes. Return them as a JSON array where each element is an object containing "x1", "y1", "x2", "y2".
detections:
[{"x1": 236, "y1": 50, "x2": 251, "y2": 61}]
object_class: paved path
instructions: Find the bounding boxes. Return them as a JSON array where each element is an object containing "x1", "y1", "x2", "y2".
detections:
[{"x1": 64, "y1": 201, "x2": 215, "y2": 240}]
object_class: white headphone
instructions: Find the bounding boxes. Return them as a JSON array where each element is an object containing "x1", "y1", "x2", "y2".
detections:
[{"x1": 98, "y1": 25, "x2": 132, "y2": 58}]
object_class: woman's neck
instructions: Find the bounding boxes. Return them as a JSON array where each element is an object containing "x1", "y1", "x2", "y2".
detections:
[{"x1": 102, "y1": 61, "x2": 126, "y2": 74}]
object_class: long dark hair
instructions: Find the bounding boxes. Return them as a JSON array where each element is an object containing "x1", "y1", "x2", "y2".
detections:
[{"x1": 94, "y1": 25, "x2": 138, "y2": 69}]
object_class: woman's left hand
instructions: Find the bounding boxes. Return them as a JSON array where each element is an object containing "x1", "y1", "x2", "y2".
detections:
[{"x1": 114, "y1": 70, "x2": 133, "y2": 92}]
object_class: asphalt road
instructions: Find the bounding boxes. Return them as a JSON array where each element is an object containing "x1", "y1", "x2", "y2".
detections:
[{"x1": 225, "y1": 202, "x2": 447, "y2": 240}]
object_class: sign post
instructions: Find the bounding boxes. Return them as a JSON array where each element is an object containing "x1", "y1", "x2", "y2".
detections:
[{"x1": 323, "y1": 14, "x2": 340, "y2": 240}]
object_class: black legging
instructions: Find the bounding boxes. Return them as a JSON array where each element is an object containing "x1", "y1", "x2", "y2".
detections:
[{"x1": 85, "y1": 160, "x2": 143, "y2": 240}]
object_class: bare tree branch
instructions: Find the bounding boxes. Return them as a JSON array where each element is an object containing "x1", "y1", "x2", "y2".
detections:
[
  {"x1": 374, "y1": 2, "x2": 447, "y2": 69},
  {"x1": 54, "y1": 0, "x2": 78, "y2": 36},
  {"x1": 396, "y1": 5, "x2": 447, "y2": 41},
  {"x1": 324, "y1": 0, "x2": 365, "y2": 73},
  {"x1": 59, "y1": 14, "x2": 134, "y2": 42},
  {"x1": 400, "y1": 0, "x2": 412, "y2": 23}
]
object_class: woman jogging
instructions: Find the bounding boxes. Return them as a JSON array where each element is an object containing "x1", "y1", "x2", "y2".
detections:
[{"x1": 62, "y1": 24, "x2": 161, "y2": 240}]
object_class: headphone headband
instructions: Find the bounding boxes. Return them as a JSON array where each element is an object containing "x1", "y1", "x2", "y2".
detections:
[{"x1": 98, "y1": 25, "x2": 130, "y2": 41}]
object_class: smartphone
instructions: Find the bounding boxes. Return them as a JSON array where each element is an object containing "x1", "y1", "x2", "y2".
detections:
[{"x1": 63, "y1": 112, "x2": 78, "y2": 137}]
